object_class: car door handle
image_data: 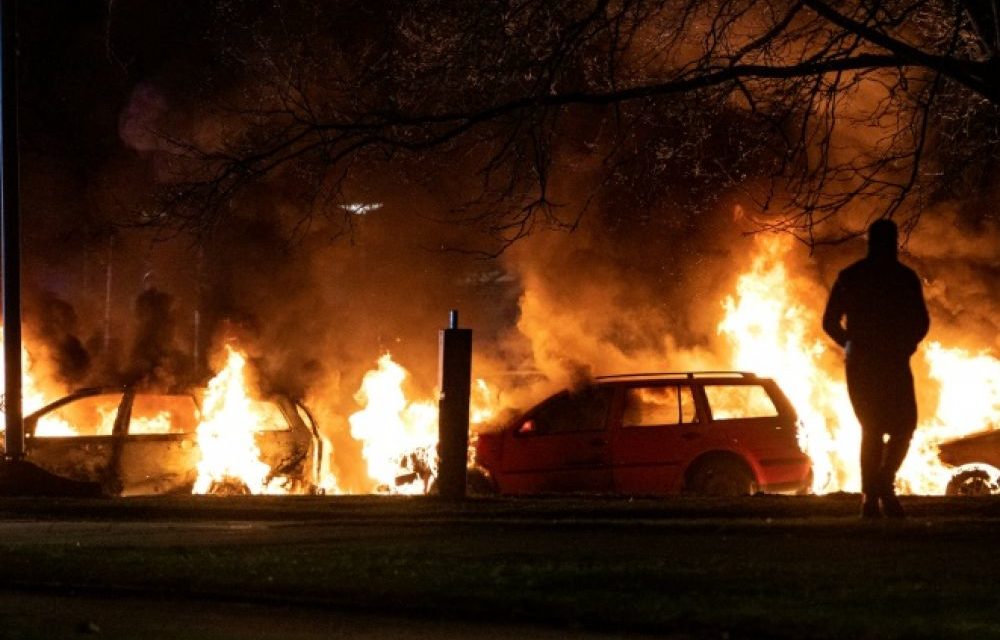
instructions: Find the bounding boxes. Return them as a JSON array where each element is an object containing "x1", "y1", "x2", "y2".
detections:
[
  {"x1": 681, "y1": 432, "x2": 700, "y2": 441},
  {"x1": 589, "y1": 437, "x2": 608, "y2": 447}
]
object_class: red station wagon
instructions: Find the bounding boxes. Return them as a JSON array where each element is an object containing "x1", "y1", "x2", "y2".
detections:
[{"x1": 472, "y1": 372, "x2": 812, "y2": 496}]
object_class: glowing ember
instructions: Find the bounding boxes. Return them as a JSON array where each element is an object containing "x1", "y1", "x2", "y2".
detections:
[{"x1": 192, "y1": 345, "x2": 285, "y2": 495}]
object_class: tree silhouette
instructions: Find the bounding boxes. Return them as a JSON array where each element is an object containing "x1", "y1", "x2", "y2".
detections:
[{"x1": 136, "y1": 0, "x2": 1000, "y2": 250}]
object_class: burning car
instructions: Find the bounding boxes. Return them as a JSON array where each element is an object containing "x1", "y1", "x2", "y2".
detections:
[
  {"x1": 938, "y1": 431, "x2": 1000, "y2": 496},
  {"x1": 471, "y1": 372, "x2": 811, "y2": 497},
  {"x1": 10, "y1": 385, "x2": 321, "y2": 496}
]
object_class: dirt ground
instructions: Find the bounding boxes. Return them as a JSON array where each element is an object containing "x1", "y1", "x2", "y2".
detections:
[{"x1": 0, "y1": 494, "x2": 999, "y2": 639}]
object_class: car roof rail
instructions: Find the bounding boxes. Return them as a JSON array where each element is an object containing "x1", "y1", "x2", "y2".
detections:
[{"x1": 595, "y1": 371, "x2": 758, "y2": 381}]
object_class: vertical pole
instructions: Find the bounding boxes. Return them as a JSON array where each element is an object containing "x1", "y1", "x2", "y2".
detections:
[
  {"x1": 1, "y1": 0, "x2": 23, "y2": 461},
  {"x1": 103, "y1": 234, "x2": 113, "y2": 353},
  {"x1": 193, "y1": 244, "x2": 203, "y2": 374},
  {"x1": 437, "y1": 309, "x2": 471, "y2": 500}
]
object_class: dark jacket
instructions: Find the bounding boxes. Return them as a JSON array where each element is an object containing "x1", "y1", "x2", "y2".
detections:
[{"x1": 822, "y1": 256, "x2": 929, "y2": 358}]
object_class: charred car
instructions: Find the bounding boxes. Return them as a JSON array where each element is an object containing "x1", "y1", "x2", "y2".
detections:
[
  {"x1": 8, "y1": 386, "x2": 321, "y2": 496},
  {"x1": 471, "y1": 372, "x2": 812, "y2": 497},
  {"x1": 938, "y1": 430, "x2": 1000, "y2": 495}
]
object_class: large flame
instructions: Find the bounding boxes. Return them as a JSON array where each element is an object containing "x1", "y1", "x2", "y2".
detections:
[
  {"x1": 347, "y1": 353, "x2": 499, "y2": 493},
  {"x1": 0, "y1": 330, "x2": 74, "y2": 438},
  {"x1": 192, "y1": 345, "x2": 286, "y2": 495},
  {"x1": 348, "y1": 354, "x2": 439, "y2": 494},
  {"x1": 718, "y1": 236, "x2": 858, "y2": 492},
  {"x1": 4, "y1": 232, "x2": 1000, "y2": 497},
  {"x1": 719, "y1": 235, "x2": 1000, "y2": 494},
  {"x1": 899, "y1": 342, "x2": 1000, "y2": 494}
]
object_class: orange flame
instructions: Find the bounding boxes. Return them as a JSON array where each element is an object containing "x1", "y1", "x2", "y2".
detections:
[
  {"x1": 899, "y1": 343, "x2": 1000, "y2": 494},
  {"x1": 348, "y1": 354, "x2": 438, "y2": 493},
  {"x1": 0, "y1": 329, "x2": 73, "y2": 438},
  {"x1": 192, "y1": 345, "x2": 286, "y2": 495},
  {"x1": 718, "y1": 236, "x2": 858, "y2": 492},
  {"x1": 348, "y1": 353, "x2": 501, "y2": 493},
  {"x1": 720, "y1": 235, "x2": 1000, "y2": 494}
]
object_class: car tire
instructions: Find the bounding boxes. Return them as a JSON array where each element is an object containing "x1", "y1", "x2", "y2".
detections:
[
  {"x1": 466, "y1": 468, "x2": 498, "y2": 497},
  {"x1": 426, "y1": 468, "x2": 498, "y2": 497},
  {"x1": 945, "y1": 468, "x2": 999, "y2": 496},
  {"x1": 686, "y1": 458, "x2": 757, "y2": 497}
]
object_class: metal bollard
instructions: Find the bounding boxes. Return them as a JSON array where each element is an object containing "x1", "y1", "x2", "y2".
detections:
[{"x1": 437, "y1": 310, "x2": 472, "y2": 500}]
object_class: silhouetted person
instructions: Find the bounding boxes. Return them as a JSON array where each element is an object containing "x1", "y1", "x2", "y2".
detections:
[{"x1": 823, "y1": 220, "x2": 929, "y2": 518}]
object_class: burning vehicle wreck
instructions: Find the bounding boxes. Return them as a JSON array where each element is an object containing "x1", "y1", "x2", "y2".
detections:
[
  {"x1": 3, "y1": 346, "x2": 323, "y2": 497},
  {"x1": 938, "y1": 431, "x2": 1000, "y2": 496},
  {"x1": 470, "y1": 372, "x2": 812, "y2": 497}
]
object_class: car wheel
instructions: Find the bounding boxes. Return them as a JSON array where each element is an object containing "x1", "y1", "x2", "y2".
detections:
[
  {"x1": 946, "y1": 468, "x2": 1000, "y2": 496},
  {"x1": 687, "y1": 459, "x2": 757, "y2": 497},
  {"x1": 466, "y1": 468, "x2": 498, "y2": 497},
  {"x1": 426, "y1": 468, "x2": 498, "y2": 497}
]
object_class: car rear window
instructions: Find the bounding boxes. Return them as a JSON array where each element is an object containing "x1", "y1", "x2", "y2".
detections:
[
  {"x1": 34, "y1": 393, "x2": 123, "y2": 437},
  {"x1": 623, "y1": 385, "x2": 698, "y2": 427},
  {"x1": 129, "y1": 395, "x2": 200, "y2": 435},
  {"x1": 704, "y1": 384, "x2": 779, "y2": 420}
]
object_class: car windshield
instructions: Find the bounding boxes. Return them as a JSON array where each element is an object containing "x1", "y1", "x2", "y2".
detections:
[{"x1": 34, "y1": 393, "x2": 123, "y2": 437}]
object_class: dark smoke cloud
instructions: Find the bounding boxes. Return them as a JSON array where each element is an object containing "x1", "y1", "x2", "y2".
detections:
[
  {"x1": 24, "y1": 293, "x2": 91, "y2": 386},
  {"x1": 12, "y1": 1, "x2": 1000, "y2": 493},
  {"x1": 126, "y1": 284, "x2": 192, "y2": 388}
]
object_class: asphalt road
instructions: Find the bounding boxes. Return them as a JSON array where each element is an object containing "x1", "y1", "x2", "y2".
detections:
[{"x1": 0, "y1": 494, "x2": 998, "y2": 639}]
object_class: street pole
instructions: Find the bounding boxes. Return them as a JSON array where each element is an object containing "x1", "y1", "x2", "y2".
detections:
[
  {"x1": 437, "y1": 309, "x2": 471, "y2": 500},
  {"x1": 1, "y1": 0, "x2": 23, "y2": 461}
]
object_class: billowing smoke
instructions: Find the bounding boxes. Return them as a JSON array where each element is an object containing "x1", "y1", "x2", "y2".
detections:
[
  {"x1": 24, "y1": 293, "x2": 90, "y2": 386},
  {"x1": 13, "y1": 1, "x2": 1000, "y2": 493}
]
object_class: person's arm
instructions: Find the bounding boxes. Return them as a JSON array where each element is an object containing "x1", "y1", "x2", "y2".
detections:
[
  {"x1": 822, "y1": 277, "x2": 849, "y2": 348},
  {"x1": 907, "y1": 272, "x2": 930, "y2": 351}
]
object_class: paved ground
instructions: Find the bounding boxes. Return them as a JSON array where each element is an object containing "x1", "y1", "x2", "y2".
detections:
[
  {"x1": 0, "y1": 494, "x2": 998, "y2": 639},
  {"x1": 0, "y1": 590, "x2": 646, "y2": 640}
]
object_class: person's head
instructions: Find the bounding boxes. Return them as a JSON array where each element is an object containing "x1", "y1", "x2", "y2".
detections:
[{"x1": 867, "y1": 219, "x2": 898, "y2": 259}]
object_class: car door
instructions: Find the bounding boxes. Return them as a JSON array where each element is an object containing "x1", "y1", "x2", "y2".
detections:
[
  {"x1": 610, "y1": 383, "x2": 703, "y2": 494},
  {"x1": 115, "y1": 392, "x2": 201, "y2": 496},
  {"x1": 701, "y1": 381, "x2": 808, "y2": 487},
  {"x1": 24, "y1": 389, "x2": 126, "y2": 485},
  {"x1": 500, "y1": 385, "x2": 614, "y2": 494}
]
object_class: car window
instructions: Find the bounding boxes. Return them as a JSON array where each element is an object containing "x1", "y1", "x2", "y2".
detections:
[
  {"x1": 34, "y1": 393, "x2": 123, "y2": 437},
  {"x1": 704, "y1": 384, "x2": 779, "y2": 420},
  {"x1": 252, "y1": 400, "x2": 290, "y2": 431},
  {"x1": 129, "y1": 395, "x2": 200, "y2": 435},
  {"x1": 623, "y1": 385, "x2": 698, "y2": 427},
  {"x1": 521, "y1": 386, "x2": 612, "y2": 435}
]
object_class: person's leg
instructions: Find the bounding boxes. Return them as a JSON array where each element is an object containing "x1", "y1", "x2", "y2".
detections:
[
  {"x1": 881, "y1": 429, "x2": 914, "y2": 481},
  {"x1": 877, "y1": 364, "x2": 918, "y2": 518},
  {"x1": 847, "y1": 357, "x2": 884, "y2": 517},
  {"x1": 877, "y1": 429, "x2": 914, "y2": 518},
  {"x1": 859, "y1": 428, "x2": 884, "y2": 517}
]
